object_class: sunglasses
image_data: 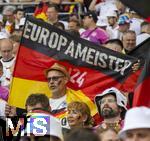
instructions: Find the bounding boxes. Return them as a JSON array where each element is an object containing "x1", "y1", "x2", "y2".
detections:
[
  {"x1": 98, "y1": 98, "x2": 116, "y2": 105},
  {"x1": 47, "y1": 76, "x2": 65, "y2": 82}
]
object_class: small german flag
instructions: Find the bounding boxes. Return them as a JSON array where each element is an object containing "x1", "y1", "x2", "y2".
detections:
[{"x1": 34, "y1": 1, "x2": 48, "y2": 22}]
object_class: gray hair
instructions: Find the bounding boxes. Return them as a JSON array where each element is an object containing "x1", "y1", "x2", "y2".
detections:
[{"x1": 2, "y1": 6, "x2": 16, "y2": 15}]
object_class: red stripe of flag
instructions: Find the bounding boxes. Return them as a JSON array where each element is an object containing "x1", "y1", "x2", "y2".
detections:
[{"x1": 14, "y1": 46, "x2": 122, "y2": 101}]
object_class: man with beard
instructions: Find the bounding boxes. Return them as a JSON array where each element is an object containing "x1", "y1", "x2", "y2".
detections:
[{"x1": 94, "y1": 87, "x2": 127, "y2": 132}]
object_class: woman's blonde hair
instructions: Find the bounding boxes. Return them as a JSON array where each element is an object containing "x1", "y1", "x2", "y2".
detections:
[{"x1": 67, "y1": 101, "x2": 94, "y2": 126}]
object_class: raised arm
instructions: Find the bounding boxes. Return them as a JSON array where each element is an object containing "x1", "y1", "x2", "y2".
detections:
[{"x1": 89, "y1": 0, "x2": 97, "y2": 11}]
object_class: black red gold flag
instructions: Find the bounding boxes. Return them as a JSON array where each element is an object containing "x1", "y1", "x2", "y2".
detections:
[{"x1": 9, "y1": 16, "x2": 138, "y2": 116}]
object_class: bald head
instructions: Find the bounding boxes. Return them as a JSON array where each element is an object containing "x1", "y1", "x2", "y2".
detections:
[{"x1": 0, "y1": 39, "x2": 13, "y2": 61}]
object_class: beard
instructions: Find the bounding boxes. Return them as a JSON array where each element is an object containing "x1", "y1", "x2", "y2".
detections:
[{"x1": 101, "y1": 106, "x2": 120, "y2": 119}]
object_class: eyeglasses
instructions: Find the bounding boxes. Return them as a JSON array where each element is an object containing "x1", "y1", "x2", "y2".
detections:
[
  {"x1": 99, "y1": 99, "x2": 116, "y2": 105},
  {"x1": 47, "y1": 76, "x2": 65, "y2": 82}
]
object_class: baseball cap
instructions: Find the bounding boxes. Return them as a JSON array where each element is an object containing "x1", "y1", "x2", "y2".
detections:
[
  {"x1": 118, "y1": 15, "x2": 131, "y2": 25},
  {"x1": 82, "y1": 11, "x2": 98, "y2": 23},
  {"x1": 119, "y1": 107, "x2": 150, "y2": 138},
  {"x1": 95, "y1": 87, "x2": 127, "y2": 115},
  {"x1": 45, "y1": 63, "x2": 70, "y2": 79}
]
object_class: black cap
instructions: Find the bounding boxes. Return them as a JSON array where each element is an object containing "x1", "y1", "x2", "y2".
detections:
[{"x1": 82, "y1": 11, "x2": 98, "y2": 23}]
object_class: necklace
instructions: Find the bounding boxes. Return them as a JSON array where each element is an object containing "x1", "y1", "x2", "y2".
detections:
[{"x1": 100, "y1": 119, "x2": 122, "y2": 132}]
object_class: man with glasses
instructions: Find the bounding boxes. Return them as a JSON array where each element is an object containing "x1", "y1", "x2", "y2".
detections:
[
  {"x1": 95, "y1": 87, "x2": 127, "y2": 132},
  {"x1": 45, "y1": 63, "x2": 97, "y2": 128},
  {"x1": 45, "y1": 63, "x2": 70, "y2": 114},
  {"x1": 45, "y1": 63, "x2": 96, "y2": 117}
]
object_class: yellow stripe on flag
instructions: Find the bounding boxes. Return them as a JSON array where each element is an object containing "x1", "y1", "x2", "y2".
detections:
[
  {"x1": 8, "y1": 77, "x2": 51, "y2": 108},
  {"x1": 35, "y1": 12, "x2": 48, "y2": 22},
  {"x1": 9, "y1": 78, "x2": 97, "y2": 116},
  {"x1": 66, "y1": 88, "x2": 97, "y2": 116}
]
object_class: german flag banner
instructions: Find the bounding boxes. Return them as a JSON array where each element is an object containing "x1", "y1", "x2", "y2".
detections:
[
  {"x1": 9, "y1": 16, "x2": 138, "y2": 111},
  {"x1": 34, "y1": 1, "x2": 48, "y2": 22}
]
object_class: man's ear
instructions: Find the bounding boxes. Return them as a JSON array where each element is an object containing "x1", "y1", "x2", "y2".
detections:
[{"x1": 64, "y1": 76, "x2": 69, "y2": 84}]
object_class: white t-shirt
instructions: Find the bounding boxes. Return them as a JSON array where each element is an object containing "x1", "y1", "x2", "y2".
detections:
[
  {"x1": 96, "y1": 0, "x2": 117, "y2": 18},
  {"x1": 49, "y1": 95, "x2": 70, "y2": 128},
  {"x1": 0, "y1": 57, "x2": 15, "y2": 86},
  {"x1": 109, "y1": 26, "x2": 123, "y2": 39},
  {"x1": 49, "y1": 95, "x2": 67, "y2": 111},
  {"x1": 0, "y1": 99, "x2": 6, "y2": 117},
  {"x1": 106, "y1": 25, "x2": 118, "y2": 39},
  {"x1": 0, "y1": 30, "x2": 9, "y2": 39},
  {"x1": 130, "y1": 18, "x2": 143, "y2": 35}
]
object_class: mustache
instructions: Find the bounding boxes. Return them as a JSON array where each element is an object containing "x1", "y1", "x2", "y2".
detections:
[{"x1": 102, "y1": 105, "x2": 112, "y2": 111}]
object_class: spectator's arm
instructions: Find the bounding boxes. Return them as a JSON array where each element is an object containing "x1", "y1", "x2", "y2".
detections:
[
  {"x1": 89, "y1": 0, "x2": 97, "y2": 11},
  {"x1": 5, "y1": 104, "x2": 26, "y2": 117},
  {"x1": 132, "y1": 60, "x2": 140, "y2": 72}
]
